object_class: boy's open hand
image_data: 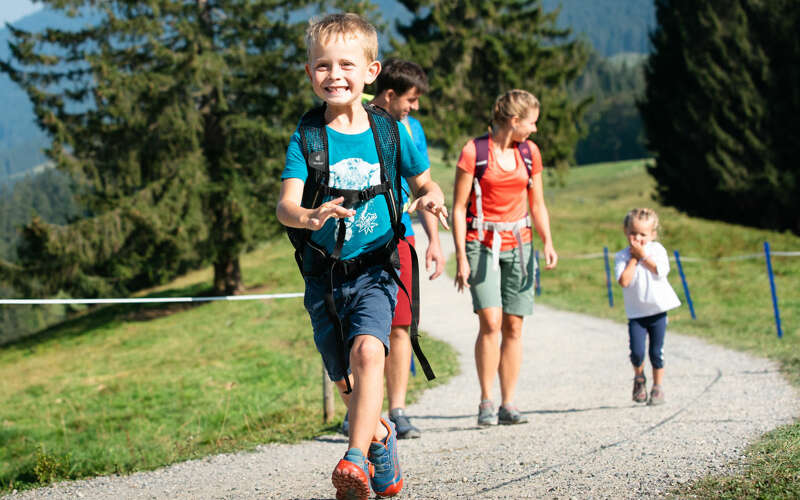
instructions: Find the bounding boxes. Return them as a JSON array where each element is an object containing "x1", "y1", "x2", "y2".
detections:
[
  {"x1": 407, "y1": 196, "x2": 450, "y2": 230},
  {"x1": 306, "y1": 196, "x2": 355, "y2": 230}
]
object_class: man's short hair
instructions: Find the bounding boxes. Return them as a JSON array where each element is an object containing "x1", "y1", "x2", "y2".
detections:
[
  {"x1": 305, "y1": 13, "x2": 378, "y2": 62},
  {"x1": 375, "y1": 58, "x2": 429, "y2": 96}
]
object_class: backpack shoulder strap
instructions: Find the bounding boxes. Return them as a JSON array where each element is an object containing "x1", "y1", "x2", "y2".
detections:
[
  {"x1": 516, "y1": 140, "x2": 534, "y2": 178},
  {"x1": 364, "y1": 103, "x2": 403, "y2": 229},
  {"x1": 285, "y1": 104, "x2": 328, "y2": 269},
  {"x1": 473, "y1": 133, "x2": 490, "y2": 181}
]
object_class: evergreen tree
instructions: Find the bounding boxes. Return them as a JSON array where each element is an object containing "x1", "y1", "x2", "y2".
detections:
[
  {"x1": 0, "y1": 0, "x2": 319, "y2": 297},
  {"x1": 640, "y1": 0, "x2": 799, "y2": 233},
  {"x1": 390, "y1": 0, "x2": 589, "y2": 169}
]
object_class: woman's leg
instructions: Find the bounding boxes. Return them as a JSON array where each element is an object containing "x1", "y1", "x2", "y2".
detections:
[
  {"x1": 475, "y1": 307, "x2": 503, "y2": 401},
  {"x1": 499, "y1": 313, "x2": 524, "y2": 406}
]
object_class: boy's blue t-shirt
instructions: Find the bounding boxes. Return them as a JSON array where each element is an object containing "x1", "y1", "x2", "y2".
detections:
[{"x1": 282, "y1": 121, "x2": 428, "y2": 260}]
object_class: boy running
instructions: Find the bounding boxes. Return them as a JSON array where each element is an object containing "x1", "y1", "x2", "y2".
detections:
[{"x1": 276, "y1": 13, "x2": 447, "y2": 500}]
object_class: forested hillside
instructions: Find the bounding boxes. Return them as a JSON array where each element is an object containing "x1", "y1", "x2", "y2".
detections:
[{"x1": 541, "y1": 0, "x2": 654, "y2": 56}]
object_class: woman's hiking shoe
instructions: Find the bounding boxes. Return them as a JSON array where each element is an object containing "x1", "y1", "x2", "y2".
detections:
[
  {"x1": 477, "y1": 399, "x2": 495, "y2": 426},
  {"x1": 389, "y1": 408, "x2": 421, "y2": 439},
  {"x1": 648, "y1": 385, "x2": 665, "y2": 406},
  {"x1": 332, "y1": 447, "x2": 372, "y2": 500},
  {"x1": 368, "y1": 418, "x2": 403, "y2": 497},
  {"x1": 632, "y1": 375, "x2": 647, "y2": 403},
  {"x1": 498, "y1": 404, "x2": 529, "y2": 425}
]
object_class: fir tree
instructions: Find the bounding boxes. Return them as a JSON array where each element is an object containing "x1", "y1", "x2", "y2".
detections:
[
  {"x1": 0, "y1": 0, "x2": 320, "y2": 296},
  {"x1": 640, "y1": 0, "x2": 799, "y2": 233},
  {"x1": 390, "y1": 0, "x2": 589, "y2": 169}
]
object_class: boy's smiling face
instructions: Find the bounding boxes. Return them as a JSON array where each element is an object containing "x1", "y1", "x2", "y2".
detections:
[{"x1": 306, "y1": 34, "x2": 380, "y2": 108}]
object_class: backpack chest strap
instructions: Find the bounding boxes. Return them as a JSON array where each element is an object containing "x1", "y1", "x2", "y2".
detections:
[{"x1": 318, "y1": 181, "x2": 391, "y2": 207}]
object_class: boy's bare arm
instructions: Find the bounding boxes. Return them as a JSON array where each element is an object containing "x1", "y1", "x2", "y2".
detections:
[
  {"x1": 406, "y1": 170, "x2": 449, "y2": 229},
  {"x1": 276, "y1": 178, "x2": 354, "y2": 230}
]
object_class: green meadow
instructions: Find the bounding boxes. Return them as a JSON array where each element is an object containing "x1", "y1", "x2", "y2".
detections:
[{"x1": 0, "y1": 241, "x2": 458, "y2": 491}]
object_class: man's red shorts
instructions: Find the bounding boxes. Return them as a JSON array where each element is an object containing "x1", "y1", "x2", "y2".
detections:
[{"x1": 392, "y1": 236, "x2": 415, "y2": 327}]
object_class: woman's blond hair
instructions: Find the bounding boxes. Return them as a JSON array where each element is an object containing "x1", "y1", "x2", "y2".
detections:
[
  {"x1": 623, "y1": 208, "x2": 660, "y2": 233},
  {"x1": 492, "y1": 89, "x2": 540, "y2": 127},
  {"x1": 305, "y1": 13, "x2": 378, "y2": 62}
]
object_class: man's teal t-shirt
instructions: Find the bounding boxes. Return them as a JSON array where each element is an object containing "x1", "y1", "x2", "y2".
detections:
[{"x1": 282, "y1": 122, "x2": 428, "y2": 260}]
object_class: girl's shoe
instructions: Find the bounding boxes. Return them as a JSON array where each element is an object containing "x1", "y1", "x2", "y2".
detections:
[
  {"x1": 632, "y1": 375, "x2": 647, "y2": 403},
  {"x1": 477, "y1": 399, "x2": 495, "y2": 426},
  {"x1": 648, "y1": 385, "x2": 665, "y2": 406},
  {"x1": 332, "y1": 448, "x2": 372, "y2": 500}
]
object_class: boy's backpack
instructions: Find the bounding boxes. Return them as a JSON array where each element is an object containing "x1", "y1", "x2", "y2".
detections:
[
  {"x1": 286, "y1": 102, "x2": 434, "y2": 392},
  {"x1": 466, "y1": 133, "x2": 535, "y2": 277}
]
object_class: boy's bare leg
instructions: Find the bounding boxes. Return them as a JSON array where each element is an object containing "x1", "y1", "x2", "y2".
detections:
[
  {"x1": 498, "y1": 314, "x2": 523, "y2": 406},
  {"x1": 335, "y1": 334, "x2": 389, "y2": 455},
  {"x1": 475, "y1": 307, "x2": 503, "y2": 401},
  {"x1": 385, "y1": 326, "x2": 412, "y2": 410}
]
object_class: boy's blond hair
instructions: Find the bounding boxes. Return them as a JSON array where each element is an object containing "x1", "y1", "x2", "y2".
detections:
[
  {"x1": 623, "y1": 208, "x2": 660, "y2": 233},
  {"x1": 305, "y1": 13, "x2": 378, "y2": 63},
  {"x1": 492, "y1": 89, "x2": 540, "y2": 127}
]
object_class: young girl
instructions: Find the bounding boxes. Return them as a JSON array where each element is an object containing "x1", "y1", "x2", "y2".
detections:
[{"x1": 614, "y1": 208, "x2": 680, "y2": 405}]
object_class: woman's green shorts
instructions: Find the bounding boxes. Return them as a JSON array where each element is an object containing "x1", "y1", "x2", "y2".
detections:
[{"x1": 466, "y1": 239, "x2": 536, "y2": 316}]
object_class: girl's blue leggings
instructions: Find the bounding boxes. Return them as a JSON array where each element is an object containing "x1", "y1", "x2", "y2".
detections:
[{"x1": 628, "y1": 312, "x2": 667, "y2": 369}]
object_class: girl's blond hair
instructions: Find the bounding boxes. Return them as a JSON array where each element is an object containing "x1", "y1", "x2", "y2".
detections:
[
  {"x1": 305, "y1": 13, "x2": 378, "y2": 62},
  {"x1": 623, "y1": 208, "x2": 660, "y2": 233},
  {"x1": 492, "y1": 89, "x2": 540, "y2": 127}
]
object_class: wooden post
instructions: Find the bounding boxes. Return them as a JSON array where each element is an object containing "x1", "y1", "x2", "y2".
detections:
[{"x1": 323, "y1": 362, "x2": 336, "y2": 423}]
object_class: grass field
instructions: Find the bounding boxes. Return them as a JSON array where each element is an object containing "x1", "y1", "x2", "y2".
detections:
[
  {"x1": 428, "y1": 154, "x2": 799, "y2": 498},
  {"x1": 0, "y1": 240, "x2": 459, "y2": 491}
]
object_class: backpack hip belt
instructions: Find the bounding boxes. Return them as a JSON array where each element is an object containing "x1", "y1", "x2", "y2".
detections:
[{"x1": 468, "y1": 216, "x2": 532, "y2": 278}]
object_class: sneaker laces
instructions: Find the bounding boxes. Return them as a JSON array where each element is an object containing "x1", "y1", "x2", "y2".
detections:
[{"x1": 370, "y1": 445, "x2": 391, "y2": 474}]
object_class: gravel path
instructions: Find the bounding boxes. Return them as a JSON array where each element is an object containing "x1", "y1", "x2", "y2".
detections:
[{"x1": 5, "y1": 230, "x2": 798, "y2": 499}]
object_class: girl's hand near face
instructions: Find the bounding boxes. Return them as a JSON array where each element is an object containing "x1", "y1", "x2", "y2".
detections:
[{"x1": 629, "y1": 237, "x2": 646, "y2": 260}]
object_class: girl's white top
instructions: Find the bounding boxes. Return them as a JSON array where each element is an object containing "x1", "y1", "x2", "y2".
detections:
[{"x1": 614, "y1": 241, "x2": 681, "y2": 319}]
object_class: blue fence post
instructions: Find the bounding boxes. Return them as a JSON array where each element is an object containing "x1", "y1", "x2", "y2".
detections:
[
  {"x1": 535, "y1": 250, "x2": 541, "y2": 296},
  {"x1": 603, "y1": 246, "x2": 614, "y2": 308},
  {"x1": 673, "y1": 250, "x2": 696, "y2": 320},
  {"x1": 764, "y1": 241, "x2": 783, "y2": 339}
]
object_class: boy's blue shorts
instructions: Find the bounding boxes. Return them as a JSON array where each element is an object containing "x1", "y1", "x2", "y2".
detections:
[{"x1": 303, "y1": 264, "x2": 398, "y2": 382}]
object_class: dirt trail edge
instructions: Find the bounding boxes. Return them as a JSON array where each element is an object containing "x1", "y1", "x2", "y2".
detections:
[{"x1": 6, "y1": 227, "x2": 798, "y2": 499}]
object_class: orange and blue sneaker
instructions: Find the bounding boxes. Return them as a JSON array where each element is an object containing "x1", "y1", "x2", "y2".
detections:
[
  {"x1": 368, "y1": 418, "x2": 403, "y2": 497},
  {"x1": 332, "y1": 447, "x2": 373, "y2": 500}
]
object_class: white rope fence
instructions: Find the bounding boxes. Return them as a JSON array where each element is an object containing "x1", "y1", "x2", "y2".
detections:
[
  {"x1": 562, "y1": 250, "x2": 800, "y2": 262},
  {"x1": 2, "y1": 251, "x2": 797, "y2": 306},
  {"x1": 0, "y1": 292, "x2": 303, "y2": 305}
]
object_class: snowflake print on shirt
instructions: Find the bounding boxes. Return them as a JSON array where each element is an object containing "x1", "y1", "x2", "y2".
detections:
[
  {"x1": 328, "y1": 157, "x2": 381, "y2": 240},
  {"x1": 355, "y1": 211, "x2": 379, "y2": 234}
]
